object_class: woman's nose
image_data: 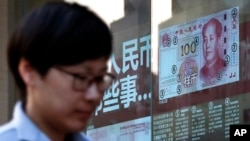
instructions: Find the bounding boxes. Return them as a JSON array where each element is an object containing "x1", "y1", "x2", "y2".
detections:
[{"x1": 84, "y1": 83, "x2": 103, "y2": 102}]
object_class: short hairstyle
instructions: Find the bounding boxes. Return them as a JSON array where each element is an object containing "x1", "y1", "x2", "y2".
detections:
[
  {"x1": 7, "y1": 1, "x2": 113, "y2": 102},
  {"x1": 202, "y1": 18, "x2": 222, "y2": 39}
]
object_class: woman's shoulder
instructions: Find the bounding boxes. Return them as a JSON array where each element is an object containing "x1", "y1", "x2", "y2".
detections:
[{"x1": 0, "y1": 121, "x2": 18, "y2": 141}]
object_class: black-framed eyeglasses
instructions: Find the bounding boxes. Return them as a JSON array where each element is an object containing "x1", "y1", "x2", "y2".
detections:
[{"x1": 55, "y1": 67, "x2": 115, "y2": 92}]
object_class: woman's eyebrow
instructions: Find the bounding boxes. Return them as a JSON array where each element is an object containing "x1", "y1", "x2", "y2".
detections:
[{"x1": 77, "y1": 66, "x2": 108, "y2": 75}]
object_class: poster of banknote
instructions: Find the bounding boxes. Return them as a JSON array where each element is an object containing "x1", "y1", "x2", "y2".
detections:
[{"x1": 159, "y1": 7, "x2": 239, "y2": 101}]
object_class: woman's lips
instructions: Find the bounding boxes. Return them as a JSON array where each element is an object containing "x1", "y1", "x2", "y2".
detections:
[{"x1": 75, "y1": 110, "x2": 92, "y2": 119}]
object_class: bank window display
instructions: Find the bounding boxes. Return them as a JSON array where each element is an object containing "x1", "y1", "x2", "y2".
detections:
[
  {"x1": 86, "y1": 0, "x2": 151, "y2": 141},
  {"x1": 153, "y1": 0, "x2": 250, "y2": 141},
  {"x1": 66, "y1": 0, "x2": 250, "y2": 141}
]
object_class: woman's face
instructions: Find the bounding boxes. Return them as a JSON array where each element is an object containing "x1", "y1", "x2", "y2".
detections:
[{"x1": 26, "y1": 57, "x2": 110, "y2": 133}]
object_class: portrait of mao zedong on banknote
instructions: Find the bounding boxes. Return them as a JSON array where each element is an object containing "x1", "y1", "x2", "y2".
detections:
[{"x1": 200, "y1": 18, "x2": 227, "y2": 83}]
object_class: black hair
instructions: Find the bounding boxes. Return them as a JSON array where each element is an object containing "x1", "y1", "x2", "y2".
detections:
[
  {"x1": 202, "y1": 18, "x2": 222, "y2": 39},
  {"x1": 7, "y1": 1, "x2": 113, "y2": 102}
]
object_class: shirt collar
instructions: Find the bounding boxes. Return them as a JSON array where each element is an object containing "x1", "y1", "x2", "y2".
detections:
[
  {"x1": 12, "y1": 101, "x2": 50, "y2": 141},
  {"x1": 12, "y1": 101, "x2": 91, "y2": 141}
]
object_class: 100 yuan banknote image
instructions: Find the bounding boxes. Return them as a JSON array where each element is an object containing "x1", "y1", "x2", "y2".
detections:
[{"x1": 159, "y1": 7, "x2": 239, "y2": 101}]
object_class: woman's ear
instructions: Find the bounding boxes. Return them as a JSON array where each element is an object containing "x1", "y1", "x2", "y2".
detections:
[{"x1": 18, "y1": 58, "x2": 36, "y2": 86}]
